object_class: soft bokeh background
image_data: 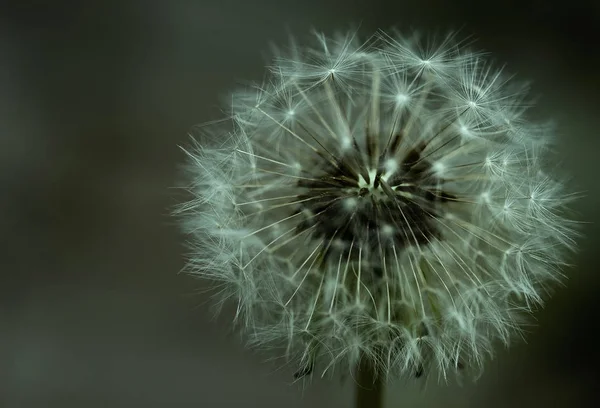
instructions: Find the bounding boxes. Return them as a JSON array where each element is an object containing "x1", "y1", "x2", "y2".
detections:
[{"x1": 1, "y1": 1, "x2": 598, "y2": 407}]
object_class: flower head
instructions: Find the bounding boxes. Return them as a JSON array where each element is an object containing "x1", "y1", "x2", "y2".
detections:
[{"x1": 177, "y1": 30, "x2": 579, "y2": 382}]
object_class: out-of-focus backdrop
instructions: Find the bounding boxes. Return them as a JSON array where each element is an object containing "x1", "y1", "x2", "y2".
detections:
[{"x1": 1, "y1": 1, "x2": 598, "y2": 407}]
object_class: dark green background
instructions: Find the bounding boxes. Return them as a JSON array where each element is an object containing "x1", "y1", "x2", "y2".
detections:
[{"x1": 1, "y1": 1, "x2": 598, "y2": 406}]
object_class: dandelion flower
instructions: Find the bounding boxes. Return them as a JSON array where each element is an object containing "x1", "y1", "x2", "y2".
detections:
[{"x1": 176, "y1": 29, "x2": 579, "y2": 392}]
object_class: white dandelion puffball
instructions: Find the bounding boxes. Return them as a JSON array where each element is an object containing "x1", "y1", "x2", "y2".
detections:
[{"x1": 178, "y1": 30, "x2": 579, "y2": 381}]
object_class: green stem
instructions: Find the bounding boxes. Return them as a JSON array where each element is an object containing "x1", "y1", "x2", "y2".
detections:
[{"x1": 355, "y1": 356, "x2": 385, "y2": 408}]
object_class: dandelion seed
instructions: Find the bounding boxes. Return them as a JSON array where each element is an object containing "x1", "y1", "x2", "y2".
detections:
[{"x1": 176, "y1": 29, "x2": 580, "y2": 393}]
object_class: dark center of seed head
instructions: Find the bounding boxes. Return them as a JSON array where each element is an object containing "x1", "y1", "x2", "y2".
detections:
[{"x1": 293, "y1": 137, "x2": 455, "y2": 261}]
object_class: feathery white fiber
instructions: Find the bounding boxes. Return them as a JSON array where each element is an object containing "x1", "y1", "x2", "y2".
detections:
[{"x1": 177, "y1": 29, "x2": 579, "y2": 382}]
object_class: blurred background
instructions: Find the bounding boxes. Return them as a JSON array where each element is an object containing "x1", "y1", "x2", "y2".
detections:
[{"x1": 1, "y1": 1, "x2": 598, "y2": 407}]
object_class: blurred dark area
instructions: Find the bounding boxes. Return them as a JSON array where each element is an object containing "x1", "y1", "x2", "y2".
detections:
[{"x1": 1, "y1": 1, "x2": 599, "y2": 407}]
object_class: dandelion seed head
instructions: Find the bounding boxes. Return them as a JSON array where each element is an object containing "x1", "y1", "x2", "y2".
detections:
[{"x1": 177, "y1": 29, "x2": 580, "y2": 382}]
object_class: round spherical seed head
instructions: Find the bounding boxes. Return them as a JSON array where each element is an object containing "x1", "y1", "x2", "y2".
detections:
[{"x1": 179, "y1": 29, "x2": 579, "y2": 381}]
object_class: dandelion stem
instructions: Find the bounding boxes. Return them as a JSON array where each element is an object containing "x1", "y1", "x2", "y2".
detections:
[{"x1": 355, "y1": 356, "x2": 385, "y2": 408}]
